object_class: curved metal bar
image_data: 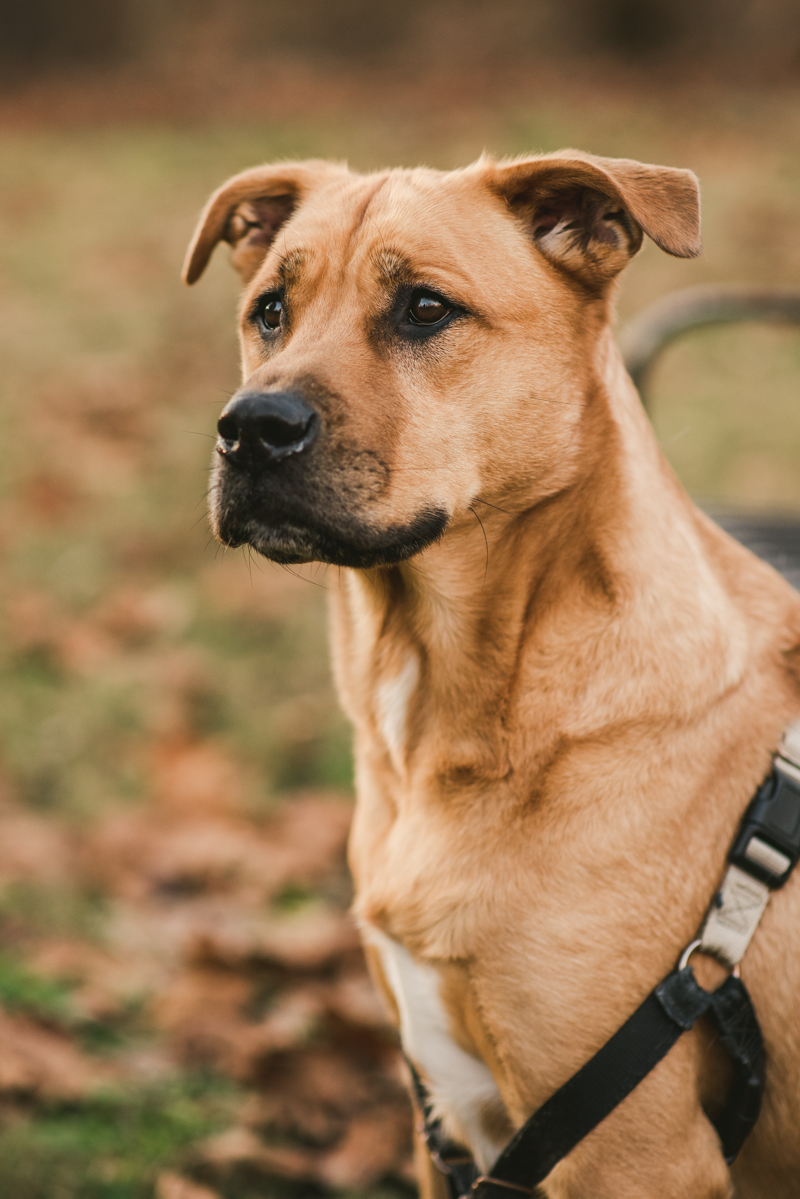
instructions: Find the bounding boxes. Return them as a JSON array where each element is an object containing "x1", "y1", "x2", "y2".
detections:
[{"x1": 619, "y1": 284, "x2": 800, "y2": 406}]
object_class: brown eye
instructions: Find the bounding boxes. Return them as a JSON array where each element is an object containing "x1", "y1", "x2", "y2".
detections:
[
  {"x1": 408, "y1": 290, "x2": 451, "y2": 325},
  {"x1": 261, "y1": 294, "x2": 282, "y2": 329}
]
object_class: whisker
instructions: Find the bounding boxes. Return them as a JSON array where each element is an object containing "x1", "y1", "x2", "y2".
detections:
[
  {"x1": 469, "y1": 505, "x2": 489, "y2": 585},
  {"x1": 190, "y1": 509, "x2": 210, "y2": 532},
  {"x1": 280, "y1": 563, "x2": 328, "y2": 590},
  {"x1": 473, "y1": 496, "x2": 513, "y2": 515}
]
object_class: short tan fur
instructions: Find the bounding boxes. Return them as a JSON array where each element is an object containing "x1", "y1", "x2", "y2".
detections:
[{"x1": 185, "y1": 151, "x2": 800, "y2": 1197}]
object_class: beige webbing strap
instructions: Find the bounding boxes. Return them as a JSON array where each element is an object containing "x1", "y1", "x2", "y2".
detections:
[{"x1": 698, "y1": 866, "x2": 769, "y2": 969}]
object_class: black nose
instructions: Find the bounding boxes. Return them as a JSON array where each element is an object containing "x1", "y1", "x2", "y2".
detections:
[{"x1": 216, "y1": 391, "x2": 318, "y2": 469}]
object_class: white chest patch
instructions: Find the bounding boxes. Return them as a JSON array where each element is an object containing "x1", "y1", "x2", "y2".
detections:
[
  {"x1": 364, "y1": 924, "x2": 506, "y2": 1172},
  {"x1": 375, "y1": 654, "x2": 419, "y2": 772}
]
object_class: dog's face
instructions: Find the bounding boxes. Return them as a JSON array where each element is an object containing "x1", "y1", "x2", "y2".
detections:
[{"x1": 185, "y1": 153, "x2": 699, "y2": 567}]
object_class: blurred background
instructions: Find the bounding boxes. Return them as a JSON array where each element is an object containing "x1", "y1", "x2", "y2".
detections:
[{"x1": 1, "y1": 2, "x2": 800, "y2": 1196}]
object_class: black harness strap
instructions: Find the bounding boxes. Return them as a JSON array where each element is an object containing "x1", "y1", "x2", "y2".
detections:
[
  {"x1": 705, "y1": 975, "x2": 765, "y2": 1162},
  {"x1": 485, "y1": 968, "x2": 709, "y2": 1194},
  {"x1": 409, "y1": 967, "x2": 764, "y2": 1199}
]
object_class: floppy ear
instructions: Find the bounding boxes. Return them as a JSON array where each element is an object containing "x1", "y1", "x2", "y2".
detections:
[
  {"x1": 182, "y1": 160, "x2": 345, "y2": 285},
  {"x1": 486, "y1": 150, "x2": 701, "y2": 287}
]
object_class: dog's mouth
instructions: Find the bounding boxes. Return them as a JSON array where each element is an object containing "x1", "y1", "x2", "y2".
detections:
[{"x1": 210, "y1": 457, "x2": 449, "y2": 569}]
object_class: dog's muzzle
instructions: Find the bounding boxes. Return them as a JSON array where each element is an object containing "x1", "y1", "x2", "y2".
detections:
[
  {"x1": 216, "y1": 390, "x2": 318, "y2": 472},
  {"x1": 209, "y1": 385, "x2": 448, "y2": 567}
]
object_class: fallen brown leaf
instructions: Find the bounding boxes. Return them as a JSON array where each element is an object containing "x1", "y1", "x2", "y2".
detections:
[
  {"x1": 30, "y1": 938, "x2": 147, "y2": 1020},
  {"x1": 200, "y1": 1123, "x2": 323, "y2": 1183},
  {"x1": 0, "y1": 1010, "x2": 110, "y2": 1099},
  {"x1": 0, "y1": 811, "x2": 73, "y2": 884},
  {"x1": 95, "y1": 586, "x2": 190, "y2": 643},
  {"x1": 155, "y1": 1172, "x2": 220, "y2": 1199},
  {"x1": 244, "y1": 907, "x2": 361, "y2": 972},
  {"x1": 151, "y1": 741, "x2": 250, "y2": 817},
  {"x1": 217, "y1": 987, "x2": 323, "y2": 1079},
  {"x1": 82, "y1": 790, "x2": 352, "y2": 906},
  {"x1": 253, "y1": 1045, "x2": 394, "y2": 1119},
  {"x1": 318, "y1": 1103, "x2": 413, "y2": 1188},
  {"x1": 324, "y1": 968, "x2": 392, "y2": 1030},
  {"x1": 271, "y1": 795, "x2": 352, "y2": 881},
  {"x1": 155, "y1": 965, "x2": 251, "y2": 1030},
  {"x1": 154, "y1": 966, "x2": 252, "y2": 1064}
]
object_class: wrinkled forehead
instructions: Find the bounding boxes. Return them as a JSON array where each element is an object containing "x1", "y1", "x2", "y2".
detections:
[{"x1": 244, "y1": 166, "x2": 528, "y2": 303}]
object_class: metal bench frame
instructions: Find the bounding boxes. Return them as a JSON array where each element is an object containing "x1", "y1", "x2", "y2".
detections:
[{"x1": 619, "y1": 283, "x2": 800, "y2": 587}]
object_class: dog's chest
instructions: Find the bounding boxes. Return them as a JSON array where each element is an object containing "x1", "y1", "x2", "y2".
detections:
[
  {"x1": 373, "y1": 653, "x2": 420, "y2": 774},
  {"x1": 363, "y1": 924, "x2": 507, "y2": 1172}
]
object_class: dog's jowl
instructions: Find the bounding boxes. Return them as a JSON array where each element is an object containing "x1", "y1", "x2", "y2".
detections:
[{"x1": 184, "y1": 152, "x2": 800, "y2": 1198}]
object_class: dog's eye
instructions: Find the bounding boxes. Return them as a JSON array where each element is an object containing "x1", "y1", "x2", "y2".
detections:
[
  {"x1": 260, "y1": 294, "x2": 282, "y2": 329},
  {"x1": 407, "y1": 291, "x2": 451, "y2": 326}
]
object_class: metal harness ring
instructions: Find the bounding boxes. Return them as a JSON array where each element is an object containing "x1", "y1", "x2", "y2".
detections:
[{"x1": 678, "y1": 937, "x2": 740, "y2": 978}]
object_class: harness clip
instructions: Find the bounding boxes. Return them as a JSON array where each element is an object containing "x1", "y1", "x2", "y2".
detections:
[{"x1": 730, "y1": 761, "x2": 800, "y2": 888}]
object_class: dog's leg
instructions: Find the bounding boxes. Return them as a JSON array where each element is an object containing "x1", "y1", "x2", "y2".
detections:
[{"x1": 414, "y1": 1129, "x2": 450, "y2": 1199}]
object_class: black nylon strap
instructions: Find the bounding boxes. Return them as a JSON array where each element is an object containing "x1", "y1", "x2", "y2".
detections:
[
  {"x1": 483, "y1": 967, "x2": 711, "y2": 1194},
  {"x1": 707, "y1": 976, "x2": 765, "y2": 1163},
  {"x1": 409, "y1": 965, "x2": 764, "y2": 1199}
]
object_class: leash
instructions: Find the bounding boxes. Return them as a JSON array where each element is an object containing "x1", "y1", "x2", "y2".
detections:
[{"x1": 409, "y1": 719, "x2": 800, "y2": 1197}]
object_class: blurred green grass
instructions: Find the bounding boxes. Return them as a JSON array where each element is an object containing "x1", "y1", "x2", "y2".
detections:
[
  {"x1": 0, "y1": 1079, "x2": 239, "y2": 1199},
  {"x1": 1, "y1": 91, "x2": 800, "y2": 1195}
]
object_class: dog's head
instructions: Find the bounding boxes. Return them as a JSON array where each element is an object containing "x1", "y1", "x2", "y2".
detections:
[{"x1": 184, "y1": 152, "x2": 700, "y2": 568}]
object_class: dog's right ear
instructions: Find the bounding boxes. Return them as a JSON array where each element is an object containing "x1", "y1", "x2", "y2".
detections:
[{"x1": 182, "y1": 160, "x2": 344, "y2": 286}]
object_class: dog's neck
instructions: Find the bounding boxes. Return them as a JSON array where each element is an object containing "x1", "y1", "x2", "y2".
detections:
[{"x1": 332, "y1": 331, "x2": 748, "y2": 773}]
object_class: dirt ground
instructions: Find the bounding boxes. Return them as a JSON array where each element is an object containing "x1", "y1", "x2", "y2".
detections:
[{"x1": 1, "y1": 65, "x2": 800, "y2": 1198}]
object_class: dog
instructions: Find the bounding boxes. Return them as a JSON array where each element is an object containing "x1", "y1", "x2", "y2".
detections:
[{"x1": 183, "y1": 151, "x2": 800, "y2": 1197}]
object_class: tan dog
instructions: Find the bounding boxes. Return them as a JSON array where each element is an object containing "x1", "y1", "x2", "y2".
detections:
[{"x1": 184, "y1": 151, "x2": 800, "y2": 1197}]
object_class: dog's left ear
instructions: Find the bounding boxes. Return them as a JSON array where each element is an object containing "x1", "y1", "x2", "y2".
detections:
[{"x1": 486, "y1": 150, "x2": 701, "y2": 286}]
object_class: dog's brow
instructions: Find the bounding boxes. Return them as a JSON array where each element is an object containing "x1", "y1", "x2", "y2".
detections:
[
  {"x1": 374, "y1": 249, "x2": 413, "y2": 286},
  {"x1": 276, "y1": 248, "x2": 308, "y2": 287}
]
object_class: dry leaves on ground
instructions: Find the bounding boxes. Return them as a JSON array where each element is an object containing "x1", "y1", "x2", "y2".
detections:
[{"x1": 0, "y1": 755, "x2": 413, "y2": 1192}]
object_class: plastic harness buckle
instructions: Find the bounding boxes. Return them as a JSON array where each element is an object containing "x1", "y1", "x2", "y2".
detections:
[{"x1": 730, "y1": 758, "x2": 800, "y2": 887}]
